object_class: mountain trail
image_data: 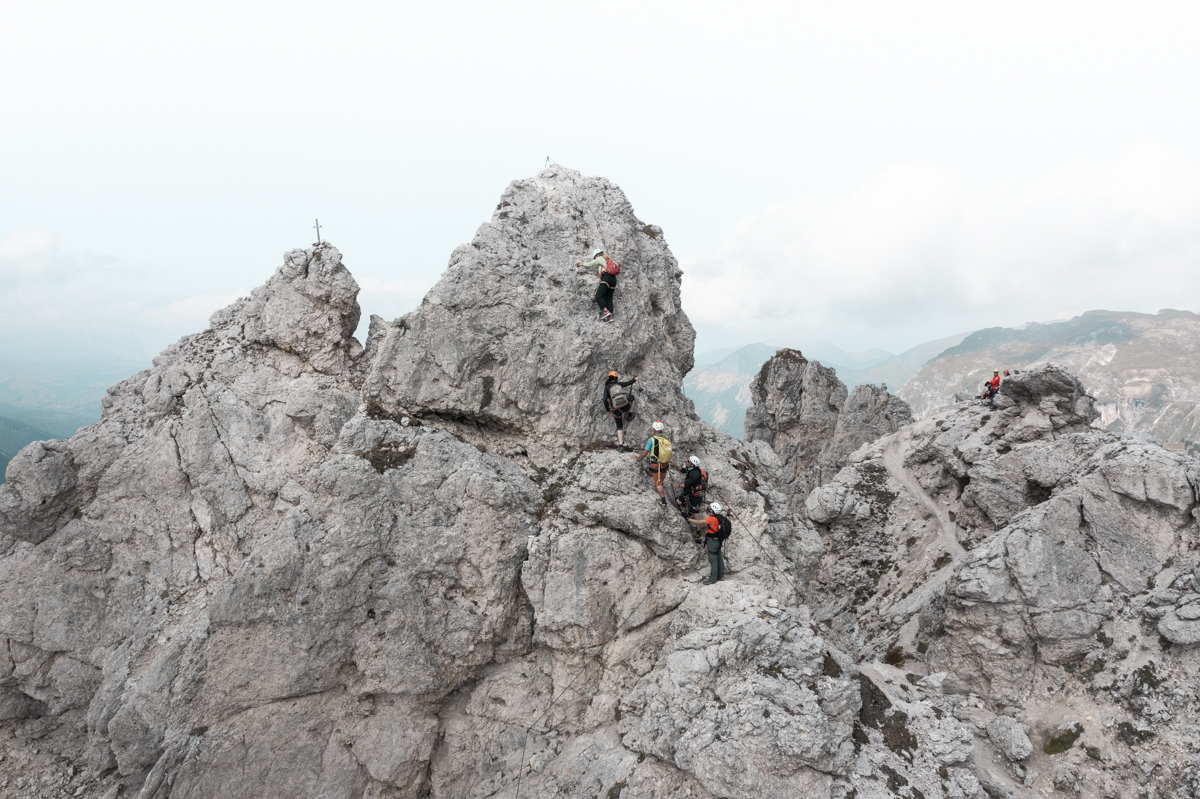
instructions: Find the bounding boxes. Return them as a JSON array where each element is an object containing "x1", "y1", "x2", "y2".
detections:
[{"x1": 881, "y1": 423, "x2": 964, "y2": 565}]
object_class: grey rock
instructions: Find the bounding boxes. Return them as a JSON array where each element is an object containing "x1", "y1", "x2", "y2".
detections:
[
  {"x1": 744, "y1": 349, "x2": 911, "y2": 506},
  {"x1": 361, "y1": 167, "x2": 697, "y2": 454},
  {"x1": 1159, "y1": 611, "x2": 1200, "y2": 645},
  {"x1": 986, "y1": 715, "x2": 1032, "y2": 761}
]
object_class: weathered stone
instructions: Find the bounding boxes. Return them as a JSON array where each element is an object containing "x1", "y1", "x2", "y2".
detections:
[{"x1": 987, "y1": 715, "x2": 1032, "y2": 761}]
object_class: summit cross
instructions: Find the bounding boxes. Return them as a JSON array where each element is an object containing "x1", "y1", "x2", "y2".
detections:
[{"x1": 314, "y1": 219, "x2": 322, "y2": 244}]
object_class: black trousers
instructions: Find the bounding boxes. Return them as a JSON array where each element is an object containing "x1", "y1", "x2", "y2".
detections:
[{"x1": 594, "y1": 283, "x2": 614, "y2": 314}]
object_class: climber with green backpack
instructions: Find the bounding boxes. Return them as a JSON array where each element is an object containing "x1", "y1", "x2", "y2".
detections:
[{"x1": 630, "y1": 420, "x2": 673, "y2": 507}]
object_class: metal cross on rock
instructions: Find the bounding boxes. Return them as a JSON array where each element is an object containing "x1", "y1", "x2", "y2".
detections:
[{"x1": 314, "y1": 219, "x2": 322, "y2": 244}]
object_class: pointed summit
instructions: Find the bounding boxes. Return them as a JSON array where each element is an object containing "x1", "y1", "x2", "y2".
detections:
[{"x1": 363, "y1": 166, "x2": 698, "y2": 454}]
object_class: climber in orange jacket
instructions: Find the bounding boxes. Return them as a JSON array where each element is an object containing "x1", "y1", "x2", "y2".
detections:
[{"x1": 988, "y1": 369, "x2": 1001, "y2": 408}]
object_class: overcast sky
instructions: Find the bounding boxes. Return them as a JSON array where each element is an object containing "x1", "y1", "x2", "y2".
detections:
[{"x1": 3, "y1": 1, "x2": 1199, "y2": 361}]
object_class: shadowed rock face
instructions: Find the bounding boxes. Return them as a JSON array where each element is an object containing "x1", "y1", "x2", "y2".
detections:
[{"x1": 744, "y1": 348, "x2": 913, "y2": 506}]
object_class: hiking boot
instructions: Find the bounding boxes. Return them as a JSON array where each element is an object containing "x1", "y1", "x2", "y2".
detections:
[
  {"x1": 657, "y1": 496, "x2": 667, "y2": 508},
  {"x1": 617, "y1": 444, "x2": 625, "y2": 453}
]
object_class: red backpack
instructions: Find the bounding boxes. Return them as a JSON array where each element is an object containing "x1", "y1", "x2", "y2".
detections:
[{"x1": 603, "y1": 256, "x2": 621, "y2": 276}]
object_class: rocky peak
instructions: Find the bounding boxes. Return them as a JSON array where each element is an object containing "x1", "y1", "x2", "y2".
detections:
[
  {"x1": 362, "y1": 166, "x2": 697, "y2": 458},
  {"x1": 216, "y1": 242, "x2": 364, "y2": 376},
  {"x1": 744, "y1": 347, "x2": 913, "y2": 504},
  {"x1": 991, "y1": 363, "x2": 1098, "y2": 441}
]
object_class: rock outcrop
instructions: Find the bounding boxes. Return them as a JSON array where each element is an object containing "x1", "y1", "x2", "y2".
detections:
[
  {"x1": 744, "y1": 348, "x2": 913, "y2": 506},
  {"x1": 363, "y1": 170, "x2": 697, "y2": 456},
  {"x1": 898, "y1": 308, "x2": 1200, "y2": 456},
  {"x1": 806, "y1": 363, "x2": 1200, "y2": 797},
  {"x1": 3, "y1": 168, "x2": 1200, "y2": 799}
]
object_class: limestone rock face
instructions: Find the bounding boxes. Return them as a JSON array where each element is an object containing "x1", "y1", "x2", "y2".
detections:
[
  {"x1": 0, "y1": 170, "x2": 949, "y2": 799},
  {"x1": 744, "y1": 348, "x2": 913, "y2": 505},
  {"x1": 804, "y1": 363, "x2": 1200, "y2": 798},
  {"x1": 362, "y1": 167, "x2": 697, "y2": 455}
]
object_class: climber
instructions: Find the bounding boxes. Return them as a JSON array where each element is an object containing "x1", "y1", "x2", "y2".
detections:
[
  {"x1": 672, "y1": 455, "x2": 708, "y2": 520},
  {"x1": 988, "y1": 369, "x2": 1002, "y2": 409},
  {"x1": 576, "y1": 248, "x2": 620, "y2": 322},
  {"x1": 687, "y1": 501, "x2": 732, "y2": 584},
  {"x1": 603, "y1": 371, "x2": 638, "y2": 451},
  {"x1": 630, "y1": 420, "x2": 672, "y2": 507}
]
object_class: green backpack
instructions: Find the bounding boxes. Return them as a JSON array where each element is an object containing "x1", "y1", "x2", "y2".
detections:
[{"x1": 650, "y1": 435, "x2": 673, "y2": 464}]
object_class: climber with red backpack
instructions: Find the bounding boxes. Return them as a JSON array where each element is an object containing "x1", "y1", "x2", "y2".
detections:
[
  {"x1": 577, "y1": 248, "x2": 621, "y2": 322},
  {"x1": 687, "y1": 501, "x2": 732, "y2": 584},
  {"x1": 988, "y1": 369, "x2": 1002, "y2": 409},
  {"x1": 602, "y1": 370, "x2": 638, "y2": 451}
]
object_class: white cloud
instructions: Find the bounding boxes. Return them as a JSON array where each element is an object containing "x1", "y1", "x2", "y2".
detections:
[
  {"x1": 0, "y1": 232, "x2": 251, "y2": 360},
  {"x1": 682, "y1": 141, "x2": 1200, "y2": 353}
]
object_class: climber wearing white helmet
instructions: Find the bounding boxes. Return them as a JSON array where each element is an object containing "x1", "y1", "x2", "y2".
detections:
[
  {"x1": 576, "y1": 247, "x2": 621, "y2": 322},
  {"x1": 688, "y1": 501, "x2": 732, "y2": 585},
  {"x1": 630, "y1": 420, "x2": 673, "y2": 507},
  {"x1": 672, "y1": 455, "x2": 708, "y2": 520}
]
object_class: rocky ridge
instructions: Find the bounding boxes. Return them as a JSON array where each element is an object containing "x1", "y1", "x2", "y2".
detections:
[
  {"x1": 1, "y1": 168, "x2": 1198, "y2": 799},
  {"x1": 898, "y1": 309, "x2": 1200, "y2": 455},
  {"x1": 805, "y1": 363, "x2": 1200, "y2": 797}
]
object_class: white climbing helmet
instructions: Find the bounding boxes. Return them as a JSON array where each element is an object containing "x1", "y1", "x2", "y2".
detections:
[
  {"x1": 652, "y1": 420, "x2": 664, "y2": 431},
  {"x1": 592, "y1": 248, "x2": 604, "y2": 258},
  {"x1": 710, "y1": 502, "x2": 723, "y2": 513},
  {"x1": 689, "y1": 456, "x2": 701, "y2": 467}
]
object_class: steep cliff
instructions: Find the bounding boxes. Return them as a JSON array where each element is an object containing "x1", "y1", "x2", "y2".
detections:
[{"x1": 0, "y1": 169, "x2": 913, "y2": 799}]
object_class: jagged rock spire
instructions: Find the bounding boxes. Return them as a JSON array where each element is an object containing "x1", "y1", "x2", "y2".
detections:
[{"x1": 362, "y1": 167, "x2": 698, "y2": 455}]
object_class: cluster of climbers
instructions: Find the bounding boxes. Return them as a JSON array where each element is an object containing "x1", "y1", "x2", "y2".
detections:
[
  {"x1": 602, "y1": 368, "x2": 731, "y2": 585},
  {"x1": 979, "y1": 368, "x2": 1017, "y2": 408},
  {"x1": 578, "y1": 246, "x2": 731, "y2": 584}
]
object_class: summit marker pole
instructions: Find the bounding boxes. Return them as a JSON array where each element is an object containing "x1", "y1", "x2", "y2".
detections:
[{"x1": 314, "y1": 219, "x2": 322, "y2": 244}]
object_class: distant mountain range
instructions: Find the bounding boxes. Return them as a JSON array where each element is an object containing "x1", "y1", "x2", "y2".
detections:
[
  {"x1": 899, "y1": 309, "x2": 1200, "y2": 455},
  {"x1": 0, "y1": 358, "x2": 148, "y2": 482}
]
